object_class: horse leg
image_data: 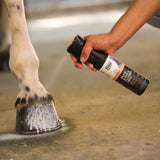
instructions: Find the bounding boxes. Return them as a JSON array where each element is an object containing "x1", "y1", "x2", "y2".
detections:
[
  {"x1": 3, "y1": 0, "x2": 61, "y2": 134},
  {"x1": 0, "y1": 0, "x2": 11, "y2": 71}
]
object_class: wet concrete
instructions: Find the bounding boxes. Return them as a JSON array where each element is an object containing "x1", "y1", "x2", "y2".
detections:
[{"x1": 0, "y1": 6, "x2": 160, "y2": 160}]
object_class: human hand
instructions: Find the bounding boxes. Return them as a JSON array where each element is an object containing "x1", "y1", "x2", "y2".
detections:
[
  {"x1": 70, "y1": 33, "x2": 119, "y2": 70},
  {"x1": 70, "y1": 54, "x2": 97, "y2": 71}
]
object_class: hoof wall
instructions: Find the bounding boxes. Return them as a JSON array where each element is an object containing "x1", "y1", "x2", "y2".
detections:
[{"x1": 16, "y1": 102, "x2": 62, "y2": 135}]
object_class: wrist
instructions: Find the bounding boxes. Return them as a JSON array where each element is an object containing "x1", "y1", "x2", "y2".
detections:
[{"x1": 105, "y1": 32, "x2": 122, "y2": 55}]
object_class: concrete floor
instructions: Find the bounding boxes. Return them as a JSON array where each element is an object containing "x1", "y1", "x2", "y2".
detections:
[{"x1": 0, "y1": 6, "x2": 160, "y2": 160}]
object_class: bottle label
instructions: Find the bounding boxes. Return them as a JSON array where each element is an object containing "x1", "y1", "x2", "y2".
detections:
[
  {"x1": 116, "y1": 66, "x2": 149, "y2": 95},
  {"x1": 100, "y1": 55, "x2": 123, "y2": 79}
]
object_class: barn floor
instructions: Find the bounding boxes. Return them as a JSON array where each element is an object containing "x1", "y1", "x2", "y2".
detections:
[{"x1": 0, "y1": 5, "x2": 160, "y2": 160}]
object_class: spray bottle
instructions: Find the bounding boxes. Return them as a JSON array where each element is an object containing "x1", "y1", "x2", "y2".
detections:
[{"x1": 67, "y1": 35, "x2": 149, "y2": 96}]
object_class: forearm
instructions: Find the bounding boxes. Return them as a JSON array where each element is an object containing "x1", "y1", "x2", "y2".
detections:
[
  {"x1": 72, "y1": 0, "x2": 160, "y2": 69},
  {"x1": 110, "y1": 0, "x2": 160, "y2": 49}
]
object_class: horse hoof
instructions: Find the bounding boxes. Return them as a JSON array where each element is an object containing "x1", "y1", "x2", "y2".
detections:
[
  {"x1": 0, "y1": 47, "x2": 10, "y2": 71},
  {"x1": 16, "y1": 102, "x2": 62, "y2": 134}
]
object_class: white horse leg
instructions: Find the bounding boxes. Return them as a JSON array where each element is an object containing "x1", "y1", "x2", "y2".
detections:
[
  {"x1": 0, "y1": 0, "x2": 11, "y2": 70},
  {"x1": 3, "y1": 0, "x2": 61, "y2": 134}
]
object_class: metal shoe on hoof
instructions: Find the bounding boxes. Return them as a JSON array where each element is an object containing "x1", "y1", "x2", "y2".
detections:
[{"x1": 15, "y1": 95, "x2": 62, "y2": 135}]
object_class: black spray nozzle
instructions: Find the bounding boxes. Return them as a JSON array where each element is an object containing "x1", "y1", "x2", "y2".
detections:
[
  {"x1": 67, "y1": 35, "x2": 108, "y2": 70},
  {"x1": 67, "y1": 35, "x2": 84, "y2": 63}
]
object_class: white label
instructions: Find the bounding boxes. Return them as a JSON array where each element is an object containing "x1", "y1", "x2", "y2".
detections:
[{"x1": 100, "y1": 55, "x2": 122, "y2": 78}]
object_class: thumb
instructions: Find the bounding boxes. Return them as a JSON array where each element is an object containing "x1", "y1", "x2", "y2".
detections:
[{"x1": 80, "y1": 40, "x2": 93, "y2": 62}]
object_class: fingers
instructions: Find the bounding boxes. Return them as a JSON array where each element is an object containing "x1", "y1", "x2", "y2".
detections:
[
  {"x1": 85, "y1": 62, "x2": 97, "y2": 71},
  {"x1": 70, "y1": 55, "x2": 96, "y2": 71},
  {"x1": 70, "y1": 35, "x2": 97, "y2": 71},
  {"x1": 80, "y1": 37, "x2": 93, "y2": 63},
  {"x1": 70, "y1": 54, "x2": 77, "y2": 63},
  {"x1": 75, "y1": 63, "x2": 83, "y2": 69},
  {"x1": 70, "y1": 55, "x2": 83, "y2": 69}
]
